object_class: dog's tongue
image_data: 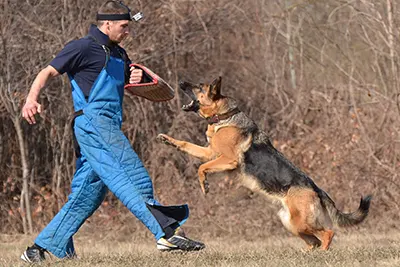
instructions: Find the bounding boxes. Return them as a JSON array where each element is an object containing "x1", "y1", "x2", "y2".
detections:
[{"x1": 182, "y1": 100, "x2": 199, "y2": 112}]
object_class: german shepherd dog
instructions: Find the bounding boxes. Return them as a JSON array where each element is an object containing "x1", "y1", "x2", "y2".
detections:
[{"x1": 157, "y1": 77, "x2": 371, "y2": 250}]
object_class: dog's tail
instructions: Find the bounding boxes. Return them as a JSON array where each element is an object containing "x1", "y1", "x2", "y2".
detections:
[{"x1": 320, "y1": 191, "x2": 372, "y2": 227}]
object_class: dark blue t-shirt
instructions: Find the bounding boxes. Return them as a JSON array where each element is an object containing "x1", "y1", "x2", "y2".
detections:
[{"x1": 50, "y1": 24, "x2": 131, "y2": 97}]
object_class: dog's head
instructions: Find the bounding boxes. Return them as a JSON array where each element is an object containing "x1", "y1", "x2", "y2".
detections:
[{"x1": 179, "y1": 76, "x2": 229, "y2": 118}]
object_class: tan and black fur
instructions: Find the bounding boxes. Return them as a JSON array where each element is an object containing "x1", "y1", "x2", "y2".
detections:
[{"x1": 157, "y1": 77, "x2": 371, "y2": 250}]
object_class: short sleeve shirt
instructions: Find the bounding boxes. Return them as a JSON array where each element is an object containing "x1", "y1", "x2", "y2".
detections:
[{"x1": 50, "y1": 24, "x2": 131, "y2": 97}]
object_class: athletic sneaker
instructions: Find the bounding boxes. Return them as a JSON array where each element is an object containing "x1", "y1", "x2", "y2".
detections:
[
  {"x1": 20, "y1": 244, "x2": 47, "y2": 263},
  {"x1": 157, "y1": 234, "x2": 205, "y2": 251},
  {"x1": 173, "y1": 226, "x2": 186, "y2": 237}
]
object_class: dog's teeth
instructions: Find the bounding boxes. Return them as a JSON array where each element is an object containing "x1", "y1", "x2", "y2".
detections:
[{"x1": 182, "y1": 100, "x2": 194, "y2": 109}]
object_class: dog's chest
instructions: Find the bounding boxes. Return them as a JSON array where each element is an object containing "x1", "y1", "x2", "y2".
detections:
[
  {"x1": 205, "y1": 124, "x2": 227, "y2": 143},
  {"x1": 205, "y1": 125, "x2": 216, "y2": 143}
]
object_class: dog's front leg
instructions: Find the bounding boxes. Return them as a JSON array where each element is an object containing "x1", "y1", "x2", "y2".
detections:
[
  {"x1": 198, "y1": 155, "x2": 238, "y2": 194},
  {"x1": 157, "y1": 134, "x2": 216, "y2": 162}
]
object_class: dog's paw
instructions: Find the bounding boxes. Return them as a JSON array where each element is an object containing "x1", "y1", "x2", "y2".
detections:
[
  {"x1": 157, "y1": 134, "x2": 176, "y2": 147},
  {"x1": 200, "y1": 180, "x2": 209, "y2": 195}
]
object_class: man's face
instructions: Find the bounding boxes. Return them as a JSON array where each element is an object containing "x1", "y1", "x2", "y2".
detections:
[{"x1": 107, "y1": 20, "x2": 130, "y2": 43}]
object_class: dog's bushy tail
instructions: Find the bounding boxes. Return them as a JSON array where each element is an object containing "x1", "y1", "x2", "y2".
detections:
[{"x1": 320, "y1": 191, "x2": 372, "y2": 227}]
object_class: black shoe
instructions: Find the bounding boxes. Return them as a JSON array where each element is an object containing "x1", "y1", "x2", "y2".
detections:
[
  {"x1": 20, "y1": 244, "x2": 47, "y2": 263},
  {"x1": 157, "y1": 234, "x2": 205, "y2": 251}
]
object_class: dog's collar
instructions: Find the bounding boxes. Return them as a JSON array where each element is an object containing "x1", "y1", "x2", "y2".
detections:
[{"x1": 205, "y1": 108, "x2": 240, "y2": 125}]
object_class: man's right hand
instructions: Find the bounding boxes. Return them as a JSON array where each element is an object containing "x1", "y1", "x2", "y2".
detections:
[
  {"x1": 22, "y1": 98, "x2": 42, "y2": 124},
  {"x1": 21, "y1": 65, "x2": 59, "y2": 125}
]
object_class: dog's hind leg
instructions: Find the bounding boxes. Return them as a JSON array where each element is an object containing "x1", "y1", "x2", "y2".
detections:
[
  {"x1": 298, "y1": 233, "x2": 321, "y2": 250},
  {"x1": 314, "y1": 229, "x2": 334, "y2": 250},
  {"x1": 282, "y1": 187, "x2": 334, "y2": 250},
  {"x1": 198, "y1": 155, "x2": 238, "y2": 194}
]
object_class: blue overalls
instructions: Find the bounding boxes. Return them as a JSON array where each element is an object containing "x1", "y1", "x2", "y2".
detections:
[{"x1": 35, "y1": 39, "x2": 188, "y2": 258}]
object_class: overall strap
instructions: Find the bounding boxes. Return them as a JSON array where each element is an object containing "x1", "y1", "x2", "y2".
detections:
[
  {"x1": 85, "y1": 35, "x2": 110, "y2": 68},
  {"x1": 115, "y1": 46, "x2": 129, "y2": 83}
]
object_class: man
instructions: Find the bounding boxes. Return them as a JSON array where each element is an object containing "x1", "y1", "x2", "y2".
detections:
[{"x1": 20, "y1": 1, "x2": 204, "y2": 263}]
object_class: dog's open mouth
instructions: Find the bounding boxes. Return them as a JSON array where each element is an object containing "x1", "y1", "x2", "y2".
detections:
[
  {"x1": 179, "y1": 81, "x2": 200, "y2": 112},
  {"x1": 182, "y1": 100, "x2": 200, "y2": 112}
]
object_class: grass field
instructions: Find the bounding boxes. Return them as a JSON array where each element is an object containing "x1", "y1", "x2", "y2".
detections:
[{"x1": 1, "y1": 232, "x2": 399, "y2": 267}]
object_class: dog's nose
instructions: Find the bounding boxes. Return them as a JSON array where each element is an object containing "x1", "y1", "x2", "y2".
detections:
[{"x1": 179, "y1": 80, "x2": 190, "y2": 89}]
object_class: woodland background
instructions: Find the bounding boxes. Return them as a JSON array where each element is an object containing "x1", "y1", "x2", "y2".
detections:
[{"x1": 0, "y1": 0, "x2": 399, "y2": 238}]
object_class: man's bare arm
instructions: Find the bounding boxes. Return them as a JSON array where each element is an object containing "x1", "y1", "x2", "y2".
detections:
[{"x1": 22, "y1": 65, "x2": 60, "y2": 124}]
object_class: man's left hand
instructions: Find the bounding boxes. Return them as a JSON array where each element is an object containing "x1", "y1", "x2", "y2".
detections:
[{"x1": 129, "y1": 66, "x2": 143, "y2": 84}]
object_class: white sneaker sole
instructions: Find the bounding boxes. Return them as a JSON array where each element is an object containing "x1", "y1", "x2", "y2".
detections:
[
  {"x1": 157, "y1": 244, "x2": 177, "y2": 250},
  {"x1": 20, "y1": 251, "x2": 32, "y2": 263},
  {"x1": 157, "y1": 235, "x2": 204, "y2": 251},
  {"x1": 157, "y1": 237, "x2": 178, "y2": 251}
]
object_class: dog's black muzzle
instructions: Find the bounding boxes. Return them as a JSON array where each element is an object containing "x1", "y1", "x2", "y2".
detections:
[{"x1": 179, "y1": 81, "x2": 200, "y2": 112}]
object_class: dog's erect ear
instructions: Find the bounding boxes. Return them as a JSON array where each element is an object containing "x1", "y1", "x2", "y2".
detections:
[{"x1": 208, "y1": 76, "x2": 222, "y2": 99}]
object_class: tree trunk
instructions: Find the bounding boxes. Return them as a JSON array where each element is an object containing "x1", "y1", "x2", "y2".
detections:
[{"x1": 13, "y1": 115, "x2": 33, "y2": 234}]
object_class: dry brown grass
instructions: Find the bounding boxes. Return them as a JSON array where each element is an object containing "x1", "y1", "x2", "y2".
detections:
[{"x1": 1, "y1": 232, "x2": 399, "y2": 267}]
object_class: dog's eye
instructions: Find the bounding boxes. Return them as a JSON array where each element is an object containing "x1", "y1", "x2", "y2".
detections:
[{"x1": 197, "y1": 85, "x2": 205, "y2": 93}]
